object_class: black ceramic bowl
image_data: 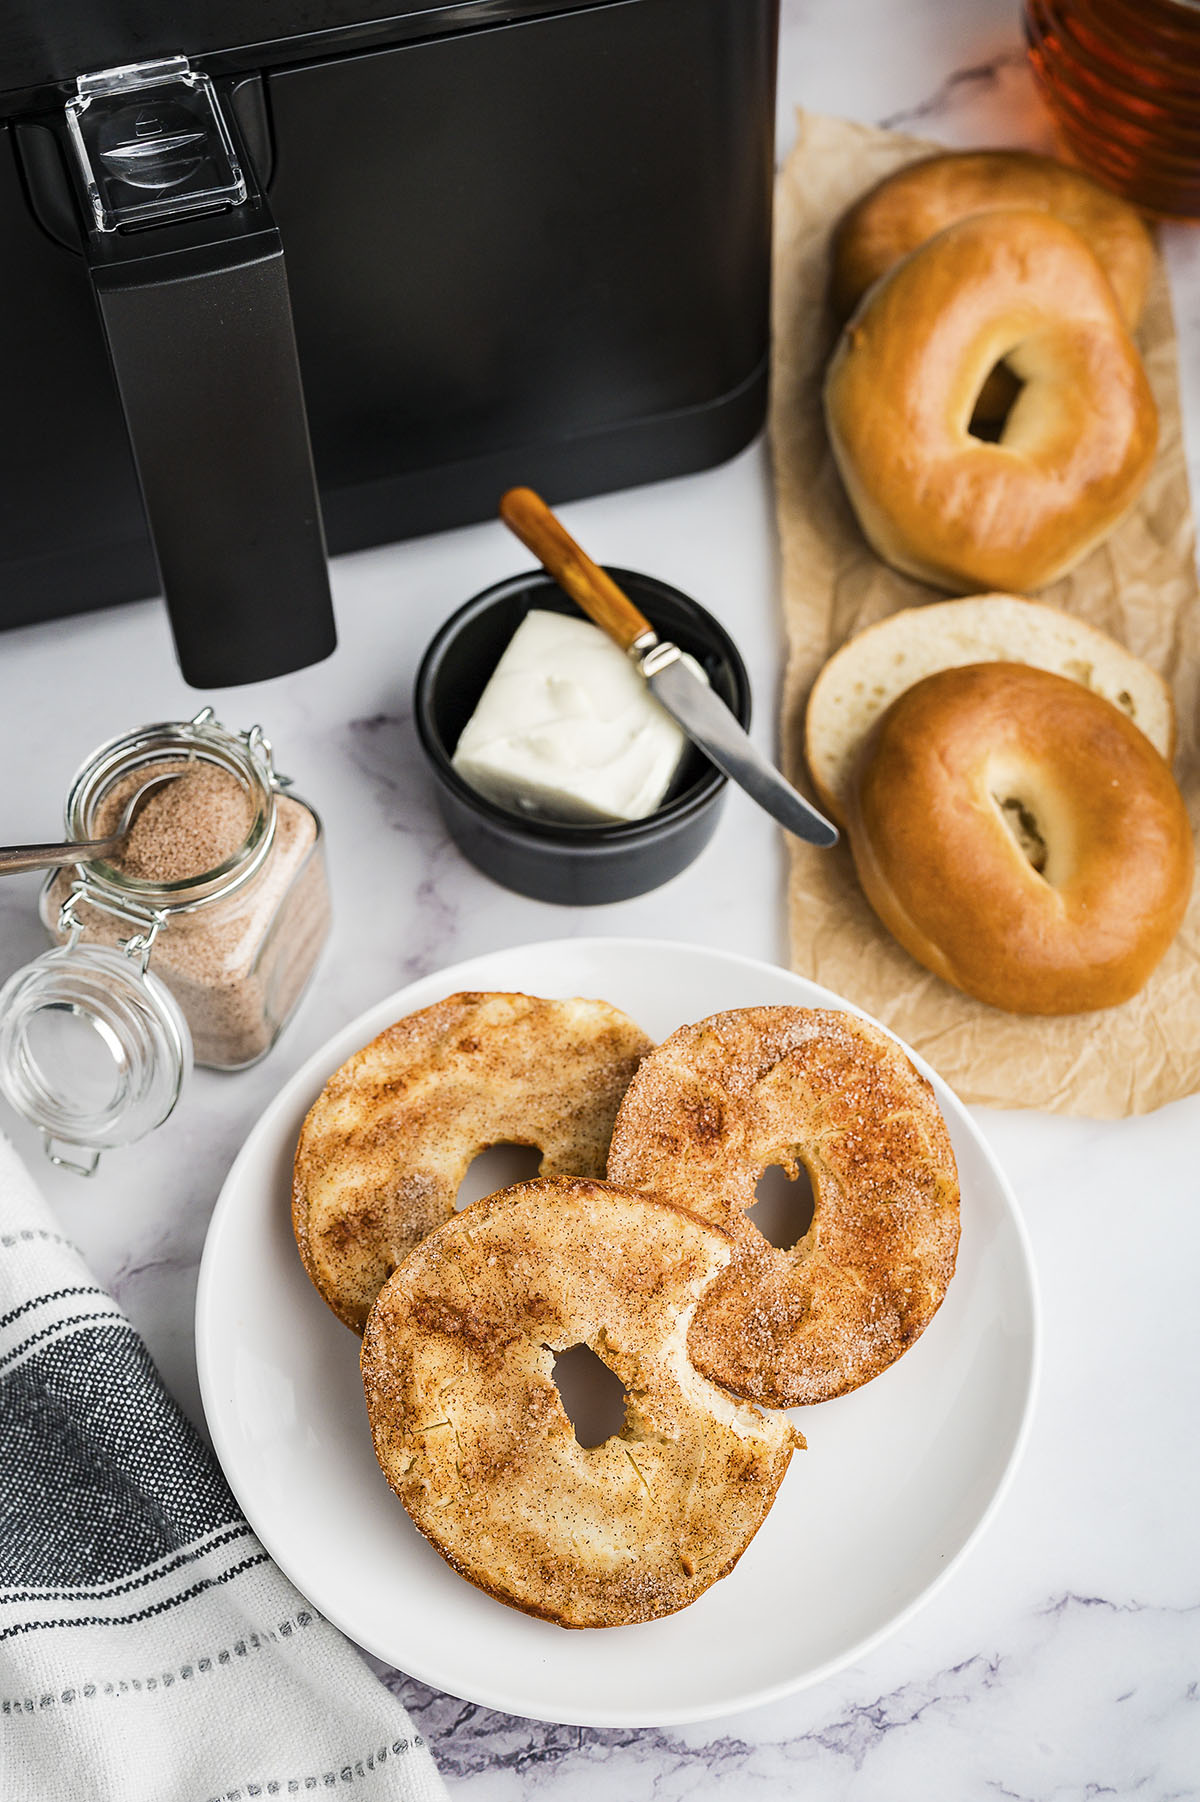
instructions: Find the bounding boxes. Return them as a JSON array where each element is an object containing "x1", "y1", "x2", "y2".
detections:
[{"x1": 414, "y1": 568, "x2": 751, "y2": 904}]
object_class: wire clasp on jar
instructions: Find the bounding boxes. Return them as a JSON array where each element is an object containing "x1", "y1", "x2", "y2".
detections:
[
  {"x1": 192, "y1": 707, "x2": 293, "y2": 793},
  {"x1": 56, "y1": 881, "x2": 168, "y2": 975}
]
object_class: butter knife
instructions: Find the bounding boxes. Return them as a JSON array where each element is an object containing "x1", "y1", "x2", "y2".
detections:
[{"x1": 498, "y1": 487, "x2": 838, "y2": 848}]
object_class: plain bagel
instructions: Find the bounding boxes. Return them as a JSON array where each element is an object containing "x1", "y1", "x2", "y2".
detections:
[
  {"x1": 847, "y1": 662, "x2": 1193, "y2": 1014},
  {"x1": 803, "y1": 594, "x2": 1176, "y2": 826},
  {"x1": 823, "y1": 208, "x2": 1159, "y2": 594},
  {"x1": 830, "y1": 149, "x2": 1153, "y2": 330}
]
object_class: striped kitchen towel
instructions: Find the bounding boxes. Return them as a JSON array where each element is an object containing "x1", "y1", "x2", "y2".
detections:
[{"x1": 0, "y1": 1134, "x2": 448, "y2": 1802}]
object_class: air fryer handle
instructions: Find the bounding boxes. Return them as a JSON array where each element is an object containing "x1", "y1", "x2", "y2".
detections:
[{"x1": 87, "y1": 209, "x2": 336, "y2": 688}]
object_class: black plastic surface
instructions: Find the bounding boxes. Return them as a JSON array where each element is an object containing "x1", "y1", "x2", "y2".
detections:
[
  {"x1": 414, "y1": 569, "x2": 751, "y2": 904},
  {"x1": 1, "y1": 0, "x2": 778, "y2": 650},
  {"x1": 0, "y1": 2, "x2": 614, "y2": 110},
  {"x1": 90, "y1": 205, "x2": 336, "y2": 686}
]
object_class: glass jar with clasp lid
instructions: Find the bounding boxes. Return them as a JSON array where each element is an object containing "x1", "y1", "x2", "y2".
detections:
[{"x1": 0, "y1": 708, "x2": 331, "y2": 1173}]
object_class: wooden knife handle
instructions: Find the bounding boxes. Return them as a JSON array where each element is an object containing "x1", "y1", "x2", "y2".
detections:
[{"x1": 498, "y1": 487, "x2": 655, "y2": 652}]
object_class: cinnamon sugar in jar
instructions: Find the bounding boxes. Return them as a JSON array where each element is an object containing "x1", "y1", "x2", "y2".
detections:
[
  {"x1": 0, "y1": 710, "x2": 331, "y2": 1174},
  {"x1": 42, "y1": 709, "x2": 331, "y2": 1070}
]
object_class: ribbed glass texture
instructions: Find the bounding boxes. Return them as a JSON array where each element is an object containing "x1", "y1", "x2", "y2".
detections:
[{"x1": 1026, "y1": 0, "x2": 1200, "y2": 220}]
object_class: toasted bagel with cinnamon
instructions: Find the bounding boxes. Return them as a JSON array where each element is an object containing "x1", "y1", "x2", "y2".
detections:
[
  {"x1": 293, "y1": 991, "x2": 653, "y2": 1331},
  {"x1": 608, "y1": 1006, "x2": 960, "y2": 1409},
  {"x1": 361, "y1": 1176, "x2": 799, "y2": 1627}
]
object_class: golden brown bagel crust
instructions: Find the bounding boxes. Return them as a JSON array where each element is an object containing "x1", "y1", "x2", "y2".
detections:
[
  {"x1": 360, "y1": 1177, "x2": 799, "y2": 1628},
  {"x1": 293, "y1": 992, "x2": 653, "y2": 1332},
  {"x1": 607, "y1": 1007, "x2": 960, "y2": 1409},
  {"x1": 803, "y1": 594, "x2": 1177, "y2": 826},
  {"x1": 830, "y1": 149, "x2": 1154, "y2": 328},
  {"x1": 823, "y1": 209, "x2": 1159, "y2": 594},
  {"x1": 847, "y1": 663, "x2": 1194, "y2": 1014}
]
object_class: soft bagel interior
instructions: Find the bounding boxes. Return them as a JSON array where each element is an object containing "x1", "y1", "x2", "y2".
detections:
[{"x1": 804, "y1": 594, "x2": 1175, "y2": 826}]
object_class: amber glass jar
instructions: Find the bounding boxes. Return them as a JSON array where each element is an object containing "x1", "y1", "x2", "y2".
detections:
[{"x1": 1026, "y1": 0, "x2": 1200, "y2": 220}]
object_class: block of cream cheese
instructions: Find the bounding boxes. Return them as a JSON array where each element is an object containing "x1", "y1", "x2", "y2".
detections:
[{"x1": 452, "y1": 609, "x2": 706, "y2": 823}]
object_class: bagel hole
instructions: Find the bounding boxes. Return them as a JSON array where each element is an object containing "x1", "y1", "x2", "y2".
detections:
[
  {"x1": 746, "y1": 1161, "x2": 816, "y2": 1252},
  {"x1": 550, "y1": 1343, "x2": 628, "y2": 1449},
  {"x1": 455, "y1": 1142, "x2": 543, "y2": 1211},
  {"x1": 994, "y1": 794, "x2": 1049, "y2": 875},
  {"x1": 968, "y1": 363, "x2": 1024, "y2": 441}
]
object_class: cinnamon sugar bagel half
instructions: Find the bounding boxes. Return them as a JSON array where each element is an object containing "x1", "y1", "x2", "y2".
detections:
[
  {"x1": 293, "y1": 992, "x2": 653, "y2": 1331},
  {"x1": 608, "y1": 1007, "x2": 960, "y2": 1409},
  {"x1": 361, "y1": 1177, "x2": 799, "y2": 1628}
]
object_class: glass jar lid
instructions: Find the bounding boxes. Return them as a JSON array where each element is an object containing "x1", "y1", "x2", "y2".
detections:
[{"x1": 0, "y1": 943, "x2": 192, "y2": 1174}]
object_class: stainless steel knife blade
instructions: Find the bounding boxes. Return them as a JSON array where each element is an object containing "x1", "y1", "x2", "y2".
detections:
[{"x1": 643, "y1": 645, "x2": 838, "y2": 848}]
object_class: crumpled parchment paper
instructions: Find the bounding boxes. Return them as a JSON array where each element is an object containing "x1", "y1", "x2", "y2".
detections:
[{"x1": 773, "y1": 112, "x2": 1200, "y2": 1115}]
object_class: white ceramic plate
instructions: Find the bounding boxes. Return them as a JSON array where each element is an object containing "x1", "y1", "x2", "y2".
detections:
[{"x1": 196, "y1": 937, "x2": 1039, "y2": 1728}]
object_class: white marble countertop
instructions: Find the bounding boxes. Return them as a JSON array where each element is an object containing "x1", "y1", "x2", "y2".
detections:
[{"x1": 2, "y1": 0, "x2": 1199, "y2": 1793}]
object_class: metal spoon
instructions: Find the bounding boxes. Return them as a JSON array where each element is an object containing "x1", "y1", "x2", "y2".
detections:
[{"x1": 0, "y1": 772, "x2": 182, "y2": 876}]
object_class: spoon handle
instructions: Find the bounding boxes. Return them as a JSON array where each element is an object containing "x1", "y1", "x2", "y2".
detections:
[
  {"x1": 0, "y1": 839, "x2": 119, "y2": 876},
  {"x1": 499, "y1": 487, "x2": 656, "y2": 652}
]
